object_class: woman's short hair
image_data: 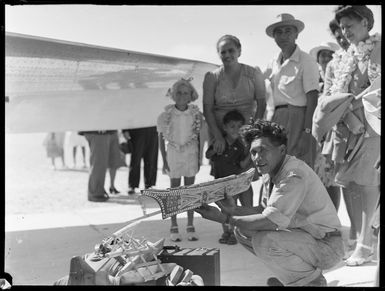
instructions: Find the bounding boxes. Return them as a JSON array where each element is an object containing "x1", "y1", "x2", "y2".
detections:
[
  {"x1": 240, "y1": 119, "x2": 287, "y2": 147},
  {"x1": 335, "y1": 5, "x2": 374, "y2": 31},
  {"x1": 216, "y1": 35, "x2": 242, "y2": 52}
]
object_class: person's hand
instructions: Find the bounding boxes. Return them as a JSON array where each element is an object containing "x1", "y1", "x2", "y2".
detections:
[
  {"x1": 293, "y1": 131, "x2": 311, "y2": 158},
  {"x1": 213, "y1": 135, "x2": 226, "y2": 155},
  {"x1": 195, "y1": 204, "x2": 225, "y2": 223},
  {"x1": 162, "y1": 162, "x2": 170, "y2": 175},
  {"x1": 216, "y1": 194, "x2": 236, "y2": 215}
]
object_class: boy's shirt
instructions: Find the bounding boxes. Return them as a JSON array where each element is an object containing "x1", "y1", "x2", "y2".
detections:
[{"x1": 207, "y1": 138, "x2": 248, "y2": 179}]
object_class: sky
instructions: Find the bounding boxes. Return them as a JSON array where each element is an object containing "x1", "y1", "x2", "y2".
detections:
[{"x1": 5, "y1": 5, "x2": 382, "y2": 69}]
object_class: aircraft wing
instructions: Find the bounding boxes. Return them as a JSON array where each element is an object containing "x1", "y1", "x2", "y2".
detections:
[{"x1": 5, "y1": 32, "x2": 218, "y2": 133}]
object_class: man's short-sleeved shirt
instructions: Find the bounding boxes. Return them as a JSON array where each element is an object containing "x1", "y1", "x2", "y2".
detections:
[
  {"x1": 260, "y1": 155, "x2": 341, "y2": 239},
  {"x1": 267, "y1": 45, "x2": 319, "y2": 107}
]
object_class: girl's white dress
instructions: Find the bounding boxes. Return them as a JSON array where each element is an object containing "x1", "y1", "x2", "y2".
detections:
[{"x1": 157, "y1": 104, "x2": 202, "y2": 179}]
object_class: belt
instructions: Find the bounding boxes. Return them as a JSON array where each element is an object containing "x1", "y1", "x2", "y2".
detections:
[
  {"x1": 324, "y1": 230, "x2": 341, "y2": 238},
  {"x1": 275, "y1": 105, "x2": 288, "y2": 110}
]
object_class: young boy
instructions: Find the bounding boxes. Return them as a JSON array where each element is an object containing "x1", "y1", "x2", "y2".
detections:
[{"x1": 206, "y1": 109, "x2": 253, "y2": 244}]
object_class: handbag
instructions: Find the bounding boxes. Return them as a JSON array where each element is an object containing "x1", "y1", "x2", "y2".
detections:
[{"x1": 119, "y1": 140, "x2": 133, "y2": 154}]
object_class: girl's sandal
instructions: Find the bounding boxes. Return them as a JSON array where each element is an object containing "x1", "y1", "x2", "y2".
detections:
[
  {"x1": 170, "y1": 226, "x2": 182, "y2": 242},
  {"x1": 186, "y1": 226, "x2": 199, "y2": 241},
  {"x1": 345, "y1": 243, "x2": 373, "y2": 266}
]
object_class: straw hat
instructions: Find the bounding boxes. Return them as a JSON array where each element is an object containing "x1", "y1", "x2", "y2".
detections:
[
  {"x1": 309, "y1": 42, "x2": 340, "y2": 60},
  {"x1": 266, "y1": 13, "x2": 305, "y2": 38}
]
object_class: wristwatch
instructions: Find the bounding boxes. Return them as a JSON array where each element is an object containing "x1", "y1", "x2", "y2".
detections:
[{"x1": 304, "y1": 128, "x2": 311, "y2": 134}]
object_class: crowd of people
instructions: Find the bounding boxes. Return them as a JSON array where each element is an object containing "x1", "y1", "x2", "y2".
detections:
[
  {"x1": 43, "y1": 5, "x2": 380, "y2": 287},
  {"x1": 197, "y1": 5, "x2": 380, "y2": 286}
]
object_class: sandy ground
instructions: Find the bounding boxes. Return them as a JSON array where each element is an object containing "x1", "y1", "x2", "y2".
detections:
[
  {"x1": 4, "y1": 132, "x2": 379, "y2": 286},
  {"x1": 5, "y1": 132, "x2": 211, "y2": 215}
]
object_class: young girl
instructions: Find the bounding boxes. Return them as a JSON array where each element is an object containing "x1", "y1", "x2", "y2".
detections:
[{"x1": 157, "y1": 78, "x2": 203, "y2": 242}]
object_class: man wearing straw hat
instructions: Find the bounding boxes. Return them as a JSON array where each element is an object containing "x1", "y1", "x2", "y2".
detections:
[{"x1": 263, "y1": 13, "x2": 319, "y2": 169}]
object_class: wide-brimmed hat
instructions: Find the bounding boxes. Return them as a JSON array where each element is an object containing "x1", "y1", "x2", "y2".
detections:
[
  {"x1": 309, "y1": 42, "x2": 340, "y2": 60},
  {"x1": 266, "y1": 13, "x2": 305, "y2": 38},
  {"x1": 362, "y1": 77, "x2": 381, "y2": 135}
]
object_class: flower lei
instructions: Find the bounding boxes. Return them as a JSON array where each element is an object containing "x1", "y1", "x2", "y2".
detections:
[
  {"x1": 330, "y1": 33, "x2": 381, "y2": 95},
  {"x1": 162, "y1": 104, "x2": 201, "y2": 152}
]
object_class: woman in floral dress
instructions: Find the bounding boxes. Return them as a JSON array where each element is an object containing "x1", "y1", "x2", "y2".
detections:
[
  {"x1": 157, "y1": 78, "x2": 203, "y2": 242},
  {"x1": 323, "y1": 5, "x2": 381, "y2": 266}
]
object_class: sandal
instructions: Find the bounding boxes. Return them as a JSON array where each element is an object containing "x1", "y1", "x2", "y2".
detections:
[
  {"x1": 186, "y1": 226, "x2": 199, "y2": 241},
  {"x1": 170, "y1": 226, "x2": 182, "y2": 242},
  {"x1": 218, "y1": 232, "x2": 230, "y2": 244},
  {"x1": 227, "y1": 233, "x2": 237, "y2": 245},
  {"x1": 345, "y1": 243, "x2": 373, "y2": 266}
]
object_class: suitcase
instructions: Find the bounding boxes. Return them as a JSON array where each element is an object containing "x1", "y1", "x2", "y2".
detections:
[{"x1": 157, "y1": 246, "x2": 220, "y2": 286}]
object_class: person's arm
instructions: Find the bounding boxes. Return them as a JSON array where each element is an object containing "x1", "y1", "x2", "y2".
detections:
[
  {"x1": 264, "y1": 80, "x2": 275, "y2": 121},
  {"x1": 203, "y1": 71, "x2": 226, "y2": 154},
  {"x1": 196, "y1": 197, "x2": 276, "y2": 231},
  {"x1": 323, "y1": 61, "x2": 334, "y2": 96},
  {"x1": 122, "y1": 130, "x2": 131, "y2": 141},
  {"x1": 205, "y1": 143, "x2": 218, "y2": 159},
  {"x1": 158, "y1": 133, "x2": 170, "y2": 174},
  {"x1": 229, "y1": 213, "x2": 278, "y2": 231},
  {"x1": 205, "y1": 148, "x2": 217, "y2": 159},
  {"x1": 303, "y1": 89, "x2": 318, "y2": 131},
  {"x1": 294, "y1": 56, "x2": 320, "y2": 156},
  {"x1": 253, "y1": 66, "x2": 267, "y2": 120}
]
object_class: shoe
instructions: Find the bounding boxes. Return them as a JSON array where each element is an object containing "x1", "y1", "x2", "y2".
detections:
[
  {"x1": 306, "y1": 274, "x2": 327, "y2": 286},
  {"x1": 227, "y1": 233, "x2": 237, "y2": 245},
  {"x1": 345, "y1": 243, "x2": 373, "y2": 266},
  {"x1": 128, "y1": 187, "x2": 136, "y2": 194},
  {"x1": 109, "y1": 187, "x2": 120, "y2": 194},
  {"x1": 186, "y1": 226, "x2": 199, "y2": 241},
  {"x1": 266, "y1": 277, "x2": 284, "y2": 286},
  {"x1": 88, "y1": 193, "x2": 109, "y2": 202},
  {"x1": 218, "y1": 232, "x2": 230, "y2": 244},
  {"x1": 170, "y1": 226, "x2": 182, "y2": 242}
]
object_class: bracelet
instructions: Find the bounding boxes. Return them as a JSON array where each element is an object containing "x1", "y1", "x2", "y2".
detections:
[{"x1": 303, "y1": 128, "x2": 311, "y2": 134}]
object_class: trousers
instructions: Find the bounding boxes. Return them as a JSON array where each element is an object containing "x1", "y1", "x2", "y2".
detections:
[
  {"x1": 234, "y1": 227, "x2": 344, "y2": 286},
  {"x1": 127, "y1": 127, "x2": 158, "y2": 188},
  {"x1": 85, "y1": 132, "x2": 125, "y2": 197}
]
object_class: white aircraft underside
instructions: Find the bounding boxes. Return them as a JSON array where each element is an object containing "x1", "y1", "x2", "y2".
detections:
[{"x1": 5, "y1": 32, "x2": 218, "y2": 133}]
